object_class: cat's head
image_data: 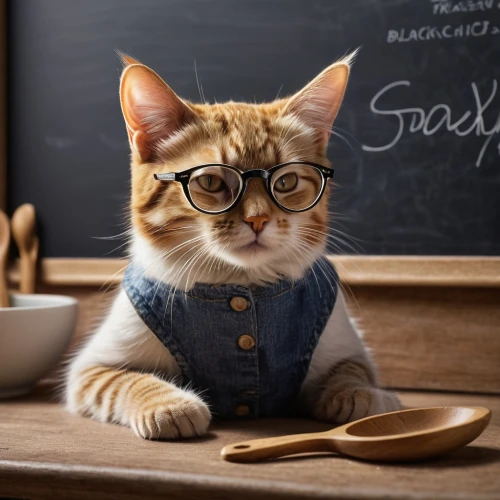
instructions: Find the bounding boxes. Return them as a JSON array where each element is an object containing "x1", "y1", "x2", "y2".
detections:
[{"x1": 120, "y1": 52, "x2": 354, "y2": 288}]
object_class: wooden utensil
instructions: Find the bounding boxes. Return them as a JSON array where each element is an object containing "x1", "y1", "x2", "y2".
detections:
[
  {"x1": 0, "y1": 210, "x2": 10, "y2": 307},
  {"x1": 11, "y1": 204, "x2": 39, "y2": 294},
  {"x1": 221, "y1": 406, "x2": 491, "y2": 463}
]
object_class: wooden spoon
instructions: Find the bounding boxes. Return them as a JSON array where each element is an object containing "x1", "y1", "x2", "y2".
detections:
[
  {"x1": 221, "y1": 406, "x2": 491, "y2": 463},
  {"x1": 11, "y1": 204, "x2": 39, "y2": 294},
  {"x1": 0, "y1": 210, "x2": 10, "y2": 307}
]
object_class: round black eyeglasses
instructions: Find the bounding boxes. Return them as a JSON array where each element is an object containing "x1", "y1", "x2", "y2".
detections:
[{"x1": 154, "y1": 161, "x2": 334, "y2": 215}]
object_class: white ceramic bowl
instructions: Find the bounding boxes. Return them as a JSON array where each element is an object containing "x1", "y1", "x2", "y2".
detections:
[{"x1": 0, "y1": 293, "x2": 78, "y2": 398}]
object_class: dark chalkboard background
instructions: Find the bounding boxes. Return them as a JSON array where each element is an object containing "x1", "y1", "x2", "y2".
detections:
[{"x1": 7, "y1": 0, "x2": 500, "y2": 257}]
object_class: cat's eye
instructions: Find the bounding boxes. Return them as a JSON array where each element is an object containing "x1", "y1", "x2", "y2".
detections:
[
  {"x1": 270, "y1": 163, "x2": 324, "y2": 211},
  {"x1": 188, "y1": 166, "x2": 242, "y2": 213},
  {"x1": 154, "y1": 161, "x2": 333, "y2": 215},
  {"x1": 274, "y1": 173, "x2": 298, "y2": 193},
  {"x1": 196, "y1": 174, "x2": 225, "y2": 192}
]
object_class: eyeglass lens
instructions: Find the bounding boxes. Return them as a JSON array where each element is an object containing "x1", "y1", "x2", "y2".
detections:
[
  {"x1": 188, "y1": 165, "x2": 242, "y2": 212},
  {"x1": 271, "y1": 164, "x2": 323, "y2": 211},
  {"x1": 187, "y1": 163, "x2": 324, "y2": 213}
]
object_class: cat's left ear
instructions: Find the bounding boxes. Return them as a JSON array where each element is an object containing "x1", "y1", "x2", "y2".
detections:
[{"x1": 283, "y1": 51, "x2": 356, "y2": 150}]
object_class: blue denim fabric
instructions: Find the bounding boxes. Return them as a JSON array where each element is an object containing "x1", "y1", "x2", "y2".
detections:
[{"x1": 122, "y1": 257, "x2": 338, "y2": 419}]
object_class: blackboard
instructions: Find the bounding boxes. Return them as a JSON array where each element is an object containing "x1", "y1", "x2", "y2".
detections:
[{"x1": 7, "y1": 0, "x2": 500, "y2": 257}]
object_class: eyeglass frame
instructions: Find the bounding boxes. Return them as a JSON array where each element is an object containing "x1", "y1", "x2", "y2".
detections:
[{"x1": 153, "y1": 161, "x2": 334, "y2": 215}]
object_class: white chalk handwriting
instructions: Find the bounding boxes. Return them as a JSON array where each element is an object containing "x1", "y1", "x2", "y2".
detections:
[
  {"x1": 430, "y1": 0, "x2": 496, "y2": 15},
  {"x1": 361, "y1": 80, "x2": 500, "y2": 167},
  {"x1": 387, "y1": 20, "x2": 500, "y2": 43}
]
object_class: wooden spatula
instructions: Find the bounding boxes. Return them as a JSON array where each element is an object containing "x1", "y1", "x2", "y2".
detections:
[
  {"x1": 11, "y1": 204, "x2": 39, "y2": 294},
  {"x1": 0, "y1": 209, "x2": 10, "y2": 307}
]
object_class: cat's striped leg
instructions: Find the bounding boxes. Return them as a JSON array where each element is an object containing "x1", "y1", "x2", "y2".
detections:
[
  {"x1": 67, "y1": 364, "x2": 210, "y2": 439},
  {"x1": 306, "y1": 357, "x2": 400, "y2": 424},
  {"x1": 300, "y1": 290, "x2": 400, "y2": 424},
  {"x1": 66, "y1": 290, "x2": 211, "y2": 439}
]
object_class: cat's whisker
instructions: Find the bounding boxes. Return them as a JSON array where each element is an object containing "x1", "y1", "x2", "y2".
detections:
[
  {"x1": 139, "y1": 236, "x2": 207, "y2": 303},
  {"x1": 295, "y1": 225, "x2": 363, "y2": 254},
  {"x1": 193, "y1": 59, "x2": 206, "y2": 104},
  {"x1": 293, "y1": 239, "x2": 338, "y2": 299},
  {"x1": 100, "y1": 262, "x2": 130, "y2": 294},
  {"x1": 93, "y1": 228, "x2": 133, "y2": 241},
  {"x1": 279, "y1": 244, "x2": 298, "y2": 279},
  {"x1": 295, "y1": 232, "x2": 357, "y2": 256},
  {"x1": 164, "y1": 235, "x2": 215, "y2": 294},
  {"x1": 164, "y1": 241, "x2": 215, "y2": 322},
  {"x1": 293, "y1": 228, "x2": 348, "y2": 253},
  {"x1": 288, "y1": 242, "x2": 322, "y2": 297},
  {"x1": 212, "y1": 243, "x2": 231, "y2": 275},
  {"x1": 183, "y1": 243, "x2": 214, "y2": 292},
  {"x1": 161, "y1": 240, "x2": 207, "y2": 296},
  {"x1": 292, "y1": 232, "x2": 363, "y2": 305},
  {"x1": 315, "y1": 257, "x2": 343, "y2": 299},
  {"x1": 193, "y1": 240, "x2": 227, "y2": 286},
  {"x1": 329, "y1": 129, "x2": 357, "y2": 155},
  {"x1": 161, "y1": 242, "x2": 209, "y2": 324},
  {"x1": 275, "y1": 83, "x2": 284, "y2": 100},
  {"x1": 206, "y1": 242, "x2": 228, "y2": 277},
  {"x1": 102, "y1": 240, "x2": 134, "y2": 257},
  {"x1": 147, "y1": 225, "x2": 199, "y2": 239},
  {"x1": 331, "y1": 125, "x2": 361, "y2": 146}
]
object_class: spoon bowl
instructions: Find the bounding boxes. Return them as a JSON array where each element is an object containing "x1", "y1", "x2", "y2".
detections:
[
  {"x1": 11, "y1": 204, "x2": 38, "y2": 294},
  {"x1": 221, "y1": 406, "x2": 491, "y2": 463}
]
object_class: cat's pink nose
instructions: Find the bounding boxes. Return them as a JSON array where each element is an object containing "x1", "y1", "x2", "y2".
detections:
[{"x1": 244, "y1": 215, "x2": 270, "y2": 234}]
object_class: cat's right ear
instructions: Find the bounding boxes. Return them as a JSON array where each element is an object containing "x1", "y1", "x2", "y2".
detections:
[{"x1": 119, "y1": 59, "x2": 196, "y2": 162}]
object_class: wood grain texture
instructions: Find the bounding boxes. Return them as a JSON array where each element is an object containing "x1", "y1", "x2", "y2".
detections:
[
  {"x1": 0, "y1": 387, "x2": 499, "y2": 500},
  {"x1": 40, "y1": 283, "x2": 500, "y2": 395},
  {"x1": 7, "y1": 256, "x2": 500, "y2": 287},
  {"x1": 332, "y1": 256, "x2": 500, "y2": 288},
  {"x1": 7, "y1": 259, "x2": 499, "y2": 394},
  {"x1": 345, "y1": 286, "x2": 500, "y2": 394},
  {"x1": 8, "y1": 258, "x2": 128, "y2": 286}
]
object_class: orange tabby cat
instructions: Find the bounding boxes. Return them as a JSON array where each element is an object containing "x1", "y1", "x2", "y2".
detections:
[{"x1": 66, "y1": 52, "x2": 400, "y2": 439}]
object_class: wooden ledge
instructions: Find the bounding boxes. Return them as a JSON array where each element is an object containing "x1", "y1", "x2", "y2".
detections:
[
  {"x1": 7, "y1": 256, "x2": 500, "y2": 288},
  {"x1": 332, "y1": 256, "x2": 500, "y2": 288}
]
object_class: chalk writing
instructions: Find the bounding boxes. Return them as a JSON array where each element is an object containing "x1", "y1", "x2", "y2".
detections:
[
  {"x1": 362, "y1": 80, "x2": 500, "y2": 167},
  {"x1": 431, "y1": 0, "x2": 495, "y2": 15},
  {"x1": 387, "y1": 20, "x2": 499, "y2": 42}
]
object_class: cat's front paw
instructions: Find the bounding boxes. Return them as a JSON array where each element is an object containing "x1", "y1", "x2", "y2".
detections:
[
  {"x1": 131, "y1": 390, "x2": 211, "y2": 440},
  {"x1": 321, "y1": 386, "x2": 401, "y2": 425}
]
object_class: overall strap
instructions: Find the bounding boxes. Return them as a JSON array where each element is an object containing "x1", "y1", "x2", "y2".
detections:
[{"x1": 122, "y1": 264, "x2": 192, "y2": 382}]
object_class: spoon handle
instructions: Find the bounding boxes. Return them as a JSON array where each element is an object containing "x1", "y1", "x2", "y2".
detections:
[
  {"x1": 19, "y1": 236, "x2": 38, "y2": 294},
  {"x1": 221, "y1": 431, "x2": 334, "y2": 462},
  {"x1": 0, "y1": 267, "x2": 8, "y2": 307}
]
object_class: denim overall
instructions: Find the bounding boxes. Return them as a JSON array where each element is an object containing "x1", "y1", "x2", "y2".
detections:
[{"x1": 123, "y1": 257, "x2": 338, "y2": 419}]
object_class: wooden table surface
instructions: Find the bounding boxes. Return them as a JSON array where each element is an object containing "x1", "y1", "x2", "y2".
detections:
[{"x1": 0, "y1": 386, "x2": 499, "y2": 500}]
